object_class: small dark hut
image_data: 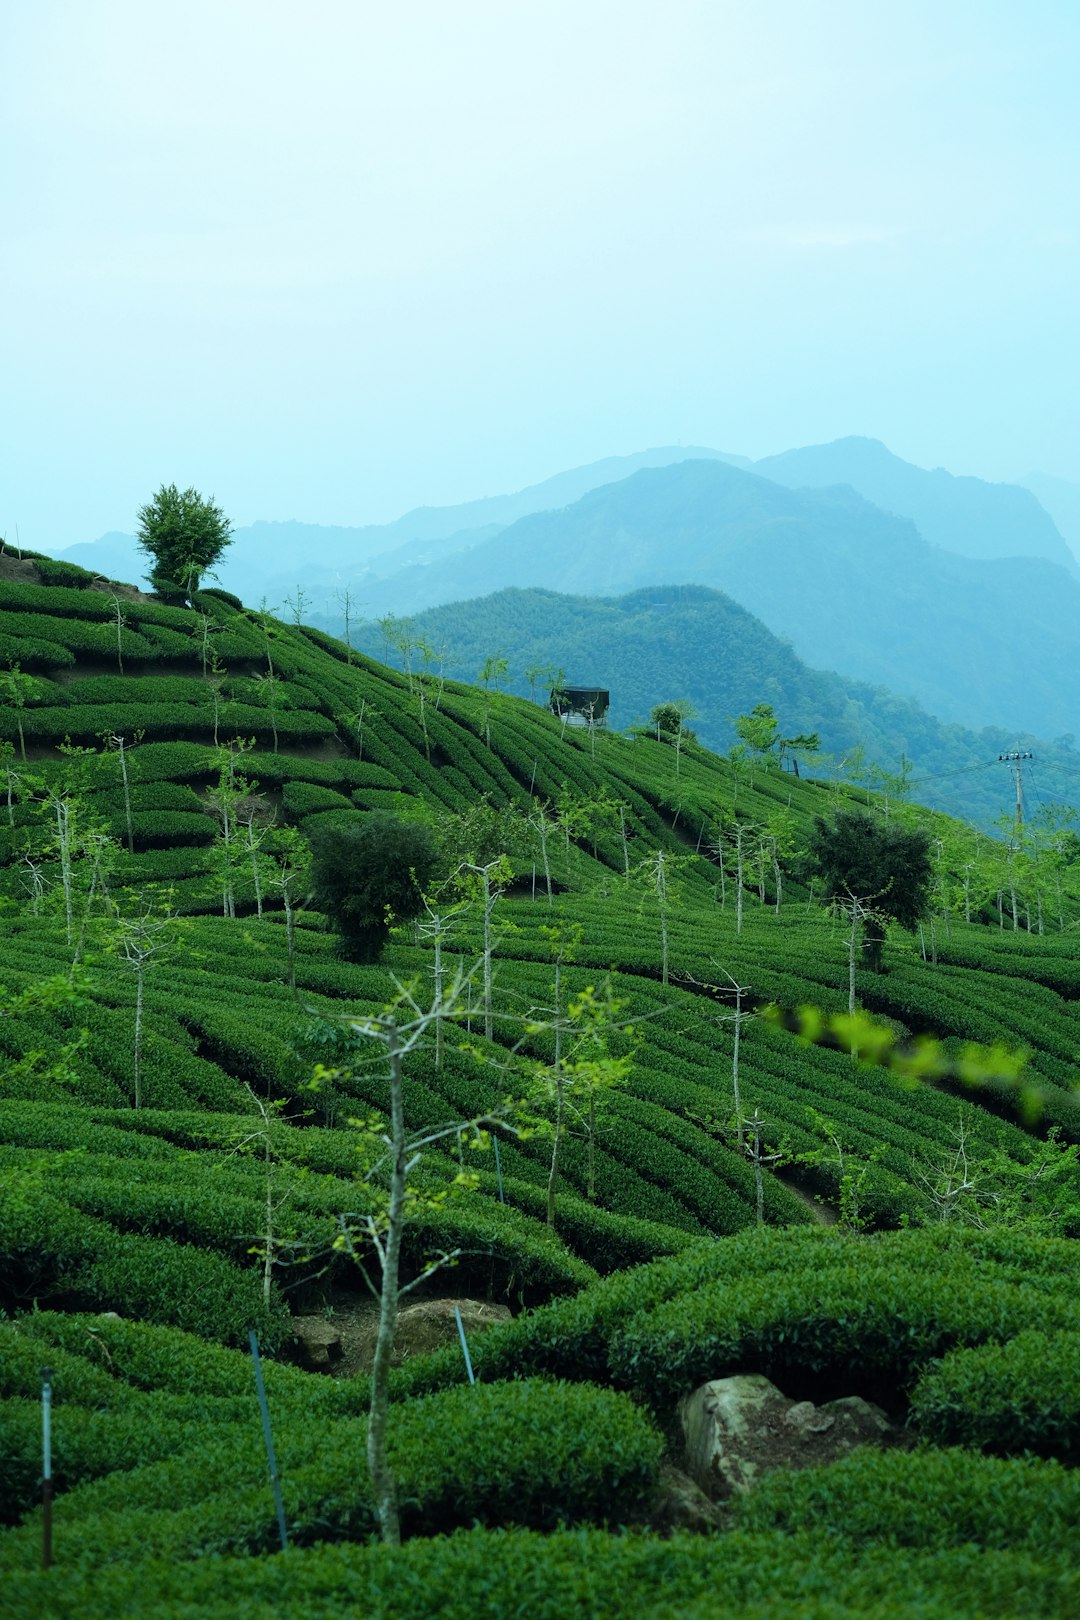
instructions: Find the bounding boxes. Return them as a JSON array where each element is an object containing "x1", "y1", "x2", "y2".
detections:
[{"x1": 550, "y1": 685, "x2": 610, "y2": 728}]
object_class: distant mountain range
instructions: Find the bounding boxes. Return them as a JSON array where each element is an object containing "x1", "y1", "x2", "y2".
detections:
[
  {"x1": 331, "y1": 582, "x2": 1079, "y2": 829},
  {"x1": 318, "y1": 457, "x2": 1080, "y2": 739},
  {"x1": 47, "y1": 445, "x2": 745, "y2": 605},
  {"x1": 44, "y1": 437, "x2": 1080, "y2": 744},
  {"x1": 757, "y1": 437, "x2": 1077, "y2": 573}
]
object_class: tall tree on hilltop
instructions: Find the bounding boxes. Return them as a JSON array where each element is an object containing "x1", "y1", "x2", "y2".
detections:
[{"x1": 136, "y1": 484, "x2": 233, "y2": 603}]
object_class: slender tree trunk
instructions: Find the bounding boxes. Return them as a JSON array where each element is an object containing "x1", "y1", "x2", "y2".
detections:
[
  {"x1": 368, "y1": 1024, "x2": 405, "y2": 1547},
  {"x1": 732, "y1": 992, "x2": 744, "y2": 1145},
  {"x1": 263, "y1": 1138, "x2": 274, "y2": 1309},
  {"x1": 751, "y1": 1118, "x2": 765, "y2": 1227},
  {"x1": 117, "y1": 738, "x2": 134, "y2": 854},
  {"x1": 735, "y1": 829, "x2": 744, "y2": 936},
  {"x1": 546, "y1": 962, "x2": 563, "y2": 1225},
  {"x1": 55, "y1": 798, "x2": 74, "y2": 947},
  {"x1": 482, "y1": 870, "x2": 494, "y2": 1041},
  {"x1": 539, "y1": 819, "x2": 552, "y2": 903},
  {"x1": 246, "y1": 820, "x2": 263, "y2": 917},
  {"x1": 283, "y1": 889, "x2": 296, "y2": 994},
  {"x1": 547, "y1": 1080, "x2": 564, "y2": 1228},
  {"x1": 433, "y1": 929, "x2": 444, "y2": 1070},
  {"x1": 134, "y1": 965, "x2": 144, "y2": 1109},
  {"x1": 587, "y1": 1091, "x2": 596, "y2": 1200}
]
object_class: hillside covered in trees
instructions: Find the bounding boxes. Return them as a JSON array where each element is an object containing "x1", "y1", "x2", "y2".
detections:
[
  {"x1": 2, "y1": 550, "x2": 1079, "y2": 1618},
  {"x1": 333, "y1": 581, "x2": 1080, "y2": 829}
]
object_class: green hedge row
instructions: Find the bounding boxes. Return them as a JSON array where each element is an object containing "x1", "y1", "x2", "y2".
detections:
[
  {"x1": 0, "y1": 700, "x2": 337, "y2": 746},
  {"x1": 4, "y1": 1526, "x2": 1077, "y2": 1620},
  {"x1": 608, "y1": 1257, "x2": 1080, "y2": 1405},
  {"x1": 910, "y1": 1329, "x2": 1080, "y2": 1460},
  {"x1": 402, "y1": 1226, "x2": 1080, "y2": 1400},
  {"x1": 2, "y1": 1380, "x2": 662, "y2": 1568},
  {"x1": 473, "y1": 1169, "x2": 699, "y2": 1272},
  {"x1": 281, "y1": 780, "x2": 355, "y2": 817},
  {"x1": 0, "y1": 629, "x2": 76, "y2": 669},
  {"x1": 734, "y1": 1447, "x2": 1080, "y2": 1551},
  {"x1": 0, "y1": 1175, "x2": 289, "y2": 1348}
]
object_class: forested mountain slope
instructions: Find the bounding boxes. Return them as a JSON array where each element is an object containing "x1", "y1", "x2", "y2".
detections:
[
  {"x1": 334, "y1": 582, "x2": 1080, "y2": 829},
  {"x1": 2, "y1": 552, "x2": 1079, "y2": 1618},
  {"x1": 322, "y1": 458, "x2": 1080, "y2": 737}
]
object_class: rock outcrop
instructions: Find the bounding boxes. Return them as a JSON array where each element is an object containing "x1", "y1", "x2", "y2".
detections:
[{"x1": 679, "y1": 1373, "x2": 893, "y2": 1499}]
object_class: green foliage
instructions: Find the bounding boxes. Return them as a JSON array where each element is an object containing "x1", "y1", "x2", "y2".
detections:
[
  {"x1": 0, "y1": 1172, "x2": 289, "y2": 1348},
  {"x1": 32, "y1": 557, "x2": 100, "y2": 589},
  {"x1": 809, "y1": 807, "x2": 933, "y2": 937},
  {"x1": 5, "y1": 1522, "x2": 1078, "y2": 1619},
  {"x1": 420, "y1": 1226, "x2": 1080, "y2": 1401},
  {"x1": 136, "y1": 484, "x2": 233, "y2": 599},
  {"x1": 910, "y1": 1330, "x2": 1080, "y2": 1460},
  {"x1": 1, "y1": 1380, "x2": 661, "y2": 1568},
  {"x1": 309, "y1": 811, "x2": 438, "y2": 961},
  {"x1": 734, "y1": 1447, "x2": 1080, "y2": 1550}
]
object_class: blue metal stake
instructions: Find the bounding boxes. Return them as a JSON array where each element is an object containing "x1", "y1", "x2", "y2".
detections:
[
  {"x1": 249, "y1": 1329, "x2": 289, "y2": 1551},
  {"x1": 41, "y1": 1366, "x2": 53, "y2": 1570},
  {"x1": 453, "y1": 1306, "x2": 476, "y2": 1385}
]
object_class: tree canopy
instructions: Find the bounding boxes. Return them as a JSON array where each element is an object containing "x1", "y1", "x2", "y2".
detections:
[
  {"x1": 808, "y1": 808, "x2": 932, "y2": 969},
  {"x1": 136, "y1": 484, "x2": 233, "y2": 602},
  {"x1": 309, "y1": 813, "x2": 438, "y2": 962}
]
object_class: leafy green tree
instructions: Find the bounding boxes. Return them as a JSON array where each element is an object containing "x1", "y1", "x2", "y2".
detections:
[
  {"x1": 310, "y1": 812, "x2": 438, "y2": 962},
  {"x1": 808, "y1": 808, "x2": 933, "y2": 972},
  {"x1": 1, "y1": 664, "x2": 41, "y2": 762},
  {"x1": 136, "y1": 484, "x2": 233, "y2": 602},
  {"x1": 733, "y1": 702, "x2": 779, "y2": 759},
  {"x1": 777, "y1": 727, "x2": 821, "y2": 778}
]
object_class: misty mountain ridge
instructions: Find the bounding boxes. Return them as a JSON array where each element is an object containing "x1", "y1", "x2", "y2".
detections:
[
  {"x1": 49, "y1": 436, "x2": 1073, "y2": 596},
  {"x1": 42, "y1": 437, "x2": 1080, "y2": 743},
  {"x1": 320, "y1": 456, "x2": 1080, "y2": 739},
  {"x1": 1018, "y1": 470, "x2": 1080, "y2": 563},
  {"x1": 333, "y1": 580, "x2": 1076, "y2": 829},
  {"x1": 756, "y1": 436, "x2": 1078, "y2": 574},
  {"x1": 47, "y1": 445, "x2": 744, "y2": 603}
]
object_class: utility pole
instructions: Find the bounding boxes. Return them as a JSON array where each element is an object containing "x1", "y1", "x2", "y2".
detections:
[{"x1": 999, "y1": 750, "x2": 1033, "y2": 824}]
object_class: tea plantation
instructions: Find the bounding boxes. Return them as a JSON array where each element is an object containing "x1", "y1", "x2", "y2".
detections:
[{"x1": 1, "y1": 551, "x2": 1079, "y2": 1618}]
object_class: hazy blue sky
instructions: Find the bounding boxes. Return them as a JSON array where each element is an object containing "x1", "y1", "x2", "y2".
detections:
[{"x1": 3, "y1": 0, "x2": 1078, "y2": 548}]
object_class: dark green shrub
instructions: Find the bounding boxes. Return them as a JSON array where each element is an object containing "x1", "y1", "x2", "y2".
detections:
[
  {"x1": 0, "y1": 1176, "x2": 289, "y2": 1349},
  {"x1": 281, "y1": 781, "x2": 354, "y2": 817},
  {"x1": 910, "y1": 1330, "x2": 1080, "y2": 1460},
  {"x1": 32, "y1": 557, "x2": 99, "y2": 588},
  {"x1": 195, "y1": 587, "x2": 244, "y2": 611},
  {"x1": 0, "y1": 1380, "x2": 662, "y2": 1568},
  {"x1": 0, "y1": 1397, "x2": 208, "y2": 1523},
  {"x1": 609, "y1": 1260, "x2": 1079, "y2": 1405},
  {"x1": 309, "y1": 811, "x2": 438, "y2": 962},
  {"x1": 734, "y1": 1447, "x2": 1080, "y2": 1551},
  {"x1": 3, "y1": 1521, "x2": 1076, "y2": 1618}
]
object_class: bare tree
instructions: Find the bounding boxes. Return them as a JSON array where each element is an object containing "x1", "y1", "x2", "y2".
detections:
[
  {"x1": 108, "y1": 892, "x2": 182, "y2": 1108},
  {"x1": 327, "y1": 971, "x2": 510, "y2": 1546}
]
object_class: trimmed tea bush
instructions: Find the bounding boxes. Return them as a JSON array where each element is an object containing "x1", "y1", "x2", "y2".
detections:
[
  {"x1": 910, "y1": 1330, "x2": 1080, "y2": 1461},
  {"x1": 734, "y1": 1447, "x2": 1080, "y2": 1551}
]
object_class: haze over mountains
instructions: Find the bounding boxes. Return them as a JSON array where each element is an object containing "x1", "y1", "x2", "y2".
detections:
[
  {"x1": 343, "y1": 581, "x2": 1080, "y2": 829},
  {"x1": 44, "y1": 436, "x2": 1080, "y2": 768}
]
